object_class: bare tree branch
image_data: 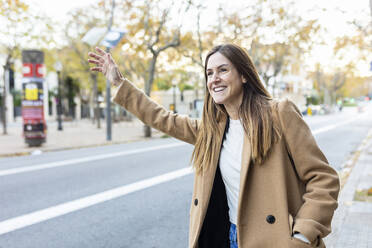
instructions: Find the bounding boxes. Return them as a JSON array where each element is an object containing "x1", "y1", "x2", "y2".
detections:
[
  {"x1": 149, "y1": 8, "x2": 169, "y2": 49},
  {"x1": 196, "y1": 4, "x2": 204, "y2": 67},
  {"x1": 144, "y1": 1, "x2": 153, "y2": 44},
  {"x1": 157, "y1": 30, "x2": 180, "y2": 53}
]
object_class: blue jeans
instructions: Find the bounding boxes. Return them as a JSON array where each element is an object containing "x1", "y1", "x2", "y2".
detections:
[{"x1": 229, "y1": 223, "x2": 238, "y2": 248}]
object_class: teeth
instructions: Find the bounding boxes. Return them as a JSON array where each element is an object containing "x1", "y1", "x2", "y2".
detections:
[{"x1": 214, "y1": 87, "x2": 226, "y2": 92}]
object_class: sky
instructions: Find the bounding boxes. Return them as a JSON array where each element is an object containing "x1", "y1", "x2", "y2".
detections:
[
  {"x1": 25, "y1": 0, "x2": 370, "y2": 33},
  {"x1": 26, "y1": 0, "x2": 96, "y2": 24},
  {"x1": 24, "y1": 0, "x2": 371, "y2": 76},
  {"x1": 26, "y1": 0, "x2": 369, "y2": 29}
]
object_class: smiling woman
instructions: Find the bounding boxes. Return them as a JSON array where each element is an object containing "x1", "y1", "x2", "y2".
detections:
[
  {"x1": 206, "y1": 53, "x2": 245, "y2": 118},
  {"x1": 88, "y1": 43, "x2": 340, "y2": 248}
]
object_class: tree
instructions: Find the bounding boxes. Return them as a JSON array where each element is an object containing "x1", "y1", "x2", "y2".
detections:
[
  {"x1": 208, "y1": 0, "x2": 320, "y2": 91},
  {"x1": 58, "y1": 5, "x2": 110, "y2": 127},
  {"x1": 0, "y1": 0, "x2": 53, "y2": 134},
  {"x1": 312, "y1": 9, "x2": 372, "y2": 104},
  {"x1": 178, "y1": 3, "x2": 215, "y2": 69},
  {"x1": 115, "y1": 0, "x2": 192, "y2": 137},
  {"x1": 311, "y1": 63, "x2": 359, "y2": 105},
  {"x1": 176, "y1": 2, "x2": 219, "y2": 99}
]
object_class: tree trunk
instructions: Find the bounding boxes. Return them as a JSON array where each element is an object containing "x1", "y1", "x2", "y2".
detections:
[
  {"x1": 1, "y1": 65, "x2": 8, "y2": 135},
  {"x1": 92, "y1": 73, "x2": 100, "y2": 128},
  {"x1": 144, "y1": 125, "x2": 152, "y2": 137},
  {"x1": 143, "y1": 55, "x2": 158, "y2": 138},
  {"x1": 90, "y1": 90, "x2": 95, "y2": 124}
]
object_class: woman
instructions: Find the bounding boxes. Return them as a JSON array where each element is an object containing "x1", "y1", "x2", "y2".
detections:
[{"x1": 88, "y1": 44, "x2": 340, "y2": 248}]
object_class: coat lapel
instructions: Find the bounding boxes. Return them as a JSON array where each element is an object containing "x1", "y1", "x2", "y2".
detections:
[
  {"x1": 202, "y1": 117, "x2": 228, "y2": 208},
  {"x1": 236, "y1": 132, "x2": 252, "y2": 225},
  {"x1": 193, "y1": 116, "x2": 227, "y2": 246}
]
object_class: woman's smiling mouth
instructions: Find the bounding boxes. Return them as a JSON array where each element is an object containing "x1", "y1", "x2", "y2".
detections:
[{"x1": 213, "y1": 86, "x2": 227, "y2": 92}]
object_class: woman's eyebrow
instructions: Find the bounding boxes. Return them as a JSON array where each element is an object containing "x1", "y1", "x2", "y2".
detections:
[{"x1": 206, "y1": 63, "x2": 229, "y2": 71}]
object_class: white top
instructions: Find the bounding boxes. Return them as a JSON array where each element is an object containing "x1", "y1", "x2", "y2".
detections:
[{"x1": 219, "y1": 118, "x2": 245, "y2": 225}]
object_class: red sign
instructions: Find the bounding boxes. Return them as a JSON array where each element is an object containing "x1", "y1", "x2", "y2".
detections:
[
  {"x1": 35, "y1": 64, "x2": 44, "y2": 77},
  {"x1": 23, "y1": 63, "x2": 44, "y2": 78},
  {"x1": 23, "y1": 63, "x2": 33, "y2": 77}
]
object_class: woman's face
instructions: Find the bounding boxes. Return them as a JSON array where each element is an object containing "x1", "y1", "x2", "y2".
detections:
[{"x1": 206, "y1": 52, "x2": 245, "y2": 108}]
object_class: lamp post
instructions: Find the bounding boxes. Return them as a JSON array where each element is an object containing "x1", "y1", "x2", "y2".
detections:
[
  {"x1": 1, "y1": 63, "x2": 8, "y2": 135},
  {"x1": 54, "y1": 62, "x2": 63, "y2": 131},
  {"x1": 105, "y1": 0, "x2": 115, "y2": 141},
  {"x1": 83, "y1": 0, "x2": 125, "y2": 141}
]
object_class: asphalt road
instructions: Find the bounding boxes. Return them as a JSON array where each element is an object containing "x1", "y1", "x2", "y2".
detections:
[{"x1": 0, "y1": 105, "x2": 371, "y2": 248}]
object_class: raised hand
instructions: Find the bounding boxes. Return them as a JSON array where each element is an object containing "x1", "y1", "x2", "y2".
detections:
[{"x1": 88, "y1": 47, "x2": 124, "y2": 86}]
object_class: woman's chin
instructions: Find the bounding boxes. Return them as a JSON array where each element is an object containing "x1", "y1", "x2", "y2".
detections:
[
  {"x1": 211, "y1": 94, "x2": 225, "y2": 103},
  {"x1": 212, "y1": 98, "x2": 224, "y2": 105}
]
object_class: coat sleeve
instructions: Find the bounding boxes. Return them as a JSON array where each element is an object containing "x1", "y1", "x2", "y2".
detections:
[
  {"x1": 111, "y1": 78, "x2": 199, "y2": 145},
  {"x1": 277, "y1": 99, "x2": 340, "y2": 243}
]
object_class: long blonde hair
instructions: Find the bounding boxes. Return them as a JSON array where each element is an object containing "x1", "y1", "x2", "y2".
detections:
[{"x1": 191, "y1": 44, "x2": 281, "y2": 173}]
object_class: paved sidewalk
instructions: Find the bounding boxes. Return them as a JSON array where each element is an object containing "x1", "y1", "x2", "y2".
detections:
[
  {"x1": 0, "y1": 118, "x2": 164, "y2": 157},
  {"x1": 325, "y1": 128, "x2": 372, "y2": 247}
]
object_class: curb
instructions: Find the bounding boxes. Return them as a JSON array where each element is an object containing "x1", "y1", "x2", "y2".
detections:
[
  {"x1": 0, "y1": 134, "x2": 167, "y2": 158},
  {"x1": 338, "y1": 128, "x2": 372, "y2": 189},
  {"x1": 325, "y1": 127, "x2": 372, "y2": 247}
]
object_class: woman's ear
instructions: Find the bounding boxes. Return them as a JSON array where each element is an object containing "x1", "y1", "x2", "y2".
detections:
[{"x1": 241, "y1": 75, "x2": 247, "y2": 84}]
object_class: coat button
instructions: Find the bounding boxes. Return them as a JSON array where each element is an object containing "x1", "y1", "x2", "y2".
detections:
[
  {"x1": 266, "y1": 215, "x2": 275, "y2": 224},
  {"x1": 194, "y1": 198, "x2": 198, "y2": 206}
]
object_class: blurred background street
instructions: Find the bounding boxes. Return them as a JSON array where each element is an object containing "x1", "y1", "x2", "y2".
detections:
[
  {"x1": 0, "y1": 0, "x2": 371, "y2": 247},
  {"x1": 0, "y1": 118, "x2": 163, "y2": 157},
  {"x1": 0, "y1": 104, "x2": 371, "y2": 247}
]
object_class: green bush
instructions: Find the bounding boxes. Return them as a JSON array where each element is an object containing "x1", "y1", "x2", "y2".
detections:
[{"x1": 343, "y1": 102, "x2": 357, "y2": 107}]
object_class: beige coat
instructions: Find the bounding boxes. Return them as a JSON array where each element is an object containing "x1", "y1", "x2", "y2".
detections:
[{"x1": 112, "y1": 79, "x2": 340, "y2": 248}]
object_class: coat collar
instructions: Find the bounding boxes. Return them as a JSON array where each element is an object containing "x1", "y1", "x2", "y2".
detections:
[
  {"x1": 196, "y1": 114, "x2": 252, "y2": 235},
  {"x1": 193, "y1": 114, "x2": 227, "y2": 245},
  {"x1": 237, "y1": 132, "x2": 252, "y2": 225},
  {"x1": 201, "y1": 114, "x2": 227, "y2": 203}
]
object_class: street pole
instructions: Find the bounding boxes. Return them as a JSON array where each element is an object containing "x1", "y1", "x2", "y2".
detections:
[
  {"x1": 172, "y1": 83, "x2": 177, "y2": 114},
  {"x1": 93, "y1": 73, "x2": 100, "y2": 128},
  {"x1": 106, "y1": 0, "x2": 115, "y2": 141},
  {"x1": 57, "y1": 70, "x2": 63, "y2": 131},
  {"x1": 1, "y1": 65, "x2": 8, "y2": 135}
]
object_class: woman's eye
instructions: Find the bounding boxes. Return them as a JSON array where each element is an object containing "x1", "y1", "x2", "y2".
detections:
[
  {"x1": 207, "y1": 72, "x2": 213, "y2": 76},
  {"x1": 220, "y1": 68, "x2": 227, "y2": 72}
]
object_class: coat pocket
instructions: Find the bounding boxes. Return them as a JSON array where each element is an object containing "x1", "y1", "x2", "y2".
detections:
[
  {"x1": 288, "y1": 214, "x2": 319, "y2": 248},
  {"x1": 289, "y1": 236, "x2": 314, "y2": 248},
  {"x1": 288, "y1": 213, "x2": 294, "y2": 236}
]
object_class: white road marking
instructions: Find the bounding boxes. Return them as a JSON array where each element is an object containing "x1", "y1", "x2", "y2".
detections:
[
  {"x1": 0, "y1": 114, "x2": 366, "y2": 236},
  {"x1": 0, "y1": 117, "x2": 360, "y2": 177},
  {"x1": 0, "y1": 166, "x2": 193, "y2": 235},
  {"x1": 312, "y1": 118, "x2": 357, "y2": 135},
  {"x1": 0, "y1": 142, "x2": 186, "y2": 177}
]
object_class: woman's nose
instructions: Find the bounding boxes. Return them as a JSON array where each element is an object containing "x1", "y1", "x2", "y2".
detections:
[{"x1": 211, "y1": 72, "x2": 221, "y2": 82}]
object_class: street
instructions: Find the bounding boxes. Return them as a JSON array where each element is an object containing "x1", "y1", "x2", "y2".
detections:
[{"x1": 0, "y1": 106, "x2": 371, "y2": 248}]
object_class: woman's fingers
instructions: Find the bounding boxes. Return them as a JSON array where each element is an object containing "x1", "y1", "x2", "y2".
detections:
[
  {"x1": 89, "y1": 47, "x2": 114, "y2": 76},
  {"x1": 88, "y1": 52, "x2": 104, "y2": 62},
  {"x1": 88, "y1": 52, "x2": 97, "y2": 58},
  {"x1": 90, "y1": 67, "x2": 103, "y2": 72},
  {"x1": 108, "y1": 53, "x2": 116, "y2": 64},
  {"x1": 88, "y1": 59, "x2": 100, "y2": 65},
  {"x1": 95, "y1": 47, "x2": 106, "y2": 55}
]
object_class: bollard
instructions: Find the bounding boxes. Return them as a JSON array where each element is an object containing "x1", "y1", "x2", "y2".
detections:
[{"x1": 307, "y1": 107, "x2": 312, "y2": 116}]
